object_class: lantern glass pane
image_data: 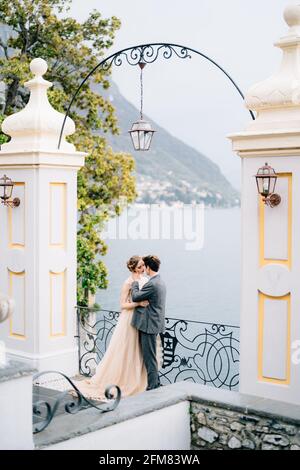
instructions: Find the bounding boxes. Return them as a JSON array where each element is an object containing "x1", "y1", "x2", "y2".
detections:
[
  {"x1": 256, "y1": 176, "x2": 263, "y2": 194},
  {"x1": 7, "y1": 184, "x2": 13, "y2": 199},
  {"x1": 137, "y1": 130, "x2": 142, "y2": 150},
  {"x1": 255, "y1": 177, "x2": 260, "y2": 195},
  {"x1": 130, "y1": 130, "x2": 140, "y2": 150},
  {"x1": 139, "y1": 130, "x2": 145, "y2": 150},
  {"x1": 262, "y1": 177, "x2": 270, "y2": 196},
  {"x1": 144, "y1": 131, "x2": 153, "y2": 150},
  {"x1": 2, "y1": 184, "x2": 12, "y2": 200},
  {"x1": 270, "y1": 176, "x2": 277, "y2": 194}
]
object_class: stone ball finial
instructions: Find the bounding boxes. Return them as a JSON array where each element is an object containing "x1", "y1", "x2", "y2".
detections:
[
  {"x1": 0, "y1": 293, "x2": 14, "y2": 324},
  {"x1": 30, "y1": 57, "x2": 48, "y2": 77},
  {"x1": 284, "y1": 4, "x2": 300, "y2": 27}
]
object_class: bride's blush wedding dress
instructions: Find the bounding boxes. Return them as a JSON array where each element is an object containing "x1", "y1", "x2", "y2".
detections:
[{"x1": 73, "y1": 276, "x2": 162, "y2": 400}]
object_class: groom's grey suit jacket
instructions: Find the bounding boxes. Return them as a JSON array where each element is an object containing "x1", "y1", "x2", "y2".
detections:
[{"x1": 131, "y1": 274, "x2": 166, "y2": 334}]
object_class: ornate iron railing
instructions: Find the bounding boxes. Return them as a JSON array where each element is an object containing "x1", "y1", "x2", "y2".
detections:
[
  {"x1": 33, "y1": 370, "x2": 121, "y2": 434},
  {"x1": 76, "y1": 308, "x2": 240, "y2": 391}
]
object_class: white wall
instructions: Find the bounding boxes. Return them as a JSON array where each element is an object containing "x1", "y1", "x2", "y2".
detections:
[
  {"x1": 0, "y1": 375, "x2": 34, "y2": 450},
  {"x1": 45, "y1": 402, "x2": 190, "y2": 450}
]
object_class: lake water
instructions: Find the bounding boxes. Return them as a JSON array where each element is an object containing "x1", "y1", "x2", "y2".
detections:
[{"x1": 96, "y1": 207, "x2": 241, "y2": 326}]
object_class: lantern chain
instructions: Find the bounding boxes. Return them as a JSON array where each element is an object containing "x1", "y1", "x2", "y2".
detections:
[{"x1": 140, "y1": 66, "x2": 144, "y2": 120}]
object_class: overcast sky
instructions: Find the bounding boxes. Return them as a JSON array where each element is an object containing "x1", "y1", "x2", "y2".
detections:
[{"x1": 70, "y1": 0, "x2": 291, "y2": 189}]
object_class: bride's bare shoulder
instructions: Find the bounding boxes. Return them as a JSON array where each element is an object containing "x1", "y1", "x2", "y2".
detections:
[{"x1": 123, "y1": 276, "x2": 133, "y2": 287}]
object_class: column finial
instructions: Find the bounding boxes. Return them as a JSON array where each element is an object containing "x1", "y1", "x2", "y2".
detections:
[
  {"x1": 1, "y1": 58, "x2": 75, "y2": 153},
  {"x1": 243, "y1": 4, "x2": 300, "y2": 131}
]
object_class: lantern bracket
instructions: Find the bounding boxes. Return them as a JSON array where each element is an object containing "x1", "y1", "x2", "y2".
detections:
[{"x1": 263, "y1": 193, "x2": 281, "y2": 208}]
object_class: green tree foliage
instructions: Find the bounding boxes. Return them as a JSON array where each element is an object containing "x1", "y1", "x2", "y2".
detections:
[{"x1": 0, "y1": 0, "x2": 137, "y2": 305}]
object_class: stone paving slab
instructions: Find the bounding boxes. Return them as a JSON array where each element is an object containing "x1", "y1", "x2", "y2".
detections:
[
  {"x1": 0, "y1": 358, "x2": 36, "y2": 383},
  {"x1": 34, "y1": 373, "x2": 74, "y2": 392},
  {"x1": 32, "y1": 385, "x2": 95, "y2": 427}
]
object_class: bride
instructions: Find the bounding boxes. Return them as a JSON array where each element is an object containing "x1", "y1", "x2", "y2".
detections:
[{"x1": 74, "y1": 255, "x2": 161, "y2": 400}]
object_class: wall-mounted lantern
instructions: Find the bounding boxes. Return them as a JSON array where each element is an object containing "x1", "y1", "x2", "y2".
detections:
[
  {"x1": 128, "y1": 62, "x2": 155, "y2": 151},
  {"x1": 0, "y1": 175, "x2": 20, "y2": 208},
  {"x1": 255, "y1": 162, "x2": 281, "y2": 208}
]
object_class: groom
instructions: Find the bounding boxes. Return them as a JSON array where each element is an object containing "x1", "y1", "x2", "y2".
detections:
[{"x1": 131, "y1": 255, "x2": 166, "y2": 390}]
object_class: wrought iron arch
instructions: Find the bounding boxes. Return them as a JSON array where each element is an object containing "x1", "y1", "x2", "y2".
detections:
[{"x1": 58, "y1": 42, "x2": 255, "y2": 149}]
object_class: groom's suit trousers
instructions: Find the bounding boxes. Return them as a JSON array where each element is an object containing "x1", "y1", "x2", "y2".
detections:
[{"x1": 139, "y1": 331, "x2": 159, "y2": 389}]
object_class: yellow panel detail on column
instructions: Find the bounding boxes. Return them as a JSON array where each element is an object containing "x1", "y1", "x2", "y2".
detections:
[
  {"x1": 8, "y1": 269, "x2": 26, "y2": 339},
  {"x1": 49, "y1": 183, "x2": 67, "y2": 248},
  {"x1": 259, "y1": 173, "x2": 292, "y2": 268},
  {"x1": 258, "y1": 292, "x2": 291, "y2": 384},
  {"x1": 8, "y1": 182, "x2": 25, "y2": 248},
  {"x1": 50, "y1": 270, "x2": 66, "y2": 337}
]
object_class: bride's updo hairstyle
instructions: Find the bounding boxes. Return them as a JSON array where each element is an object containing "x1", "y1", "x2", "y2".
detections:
[{"x1": 127, "y1": 255, "x2": 141, "y2": 273}]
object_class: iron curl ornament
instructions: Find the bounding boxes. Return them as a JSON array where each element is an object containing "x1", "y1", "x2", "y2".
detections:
[
  {"x1": 58, "y1": 42, "x2": 255, "y2": 149},
  {"x1": 32, "y1": 370, "x2": 121, "y2": 434}
]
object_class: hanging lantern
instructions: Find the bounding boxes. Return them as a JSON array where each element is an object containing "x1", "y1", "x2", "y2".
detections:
[
  {"x1": 255, "y1": 163, "x2": 281, "y2": 208},
  {"x1": 129, "y1": 62, "x2": 155, "y2": 151}
]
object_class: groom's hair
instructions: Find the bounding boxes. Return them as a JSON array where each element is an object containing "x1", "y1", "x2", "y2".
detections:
[{"x1": 143, "y1": 255, "x2": 161, "y2": 272}]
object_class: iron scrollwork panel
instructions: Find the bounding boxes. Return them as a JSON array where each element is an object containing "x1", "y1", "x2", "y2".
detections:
[
  {"x1": 77, "y1": 308, "x2": 120, "y2": 376},
  {"x1": 160, "y1": 319, "x2": 240, "y2": 390},
  {"x1": 76, "y1": 308, "x2": 240, "y2": 391}
]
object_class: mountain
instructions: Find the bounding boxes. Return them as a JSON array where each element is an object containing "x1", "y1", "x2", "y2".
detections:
[{"x1": 101, "y1": 82, "x2": 239, "y2": 207}]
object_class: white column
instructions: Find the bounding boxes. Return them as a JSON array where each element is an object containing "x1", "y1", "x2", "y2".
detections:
[
  {"x1": 229, "y1": 5, "x2": 300, "y2": 405},
  {"x1": 0, "y1": 58, "x2": 85, "y2": 375}
]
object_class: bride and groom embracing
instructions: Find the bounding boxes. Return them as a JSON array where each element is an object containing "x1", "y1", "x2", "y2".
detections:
[{"x1": 75, "y1": 255, "x2": 166, "y2": 400}]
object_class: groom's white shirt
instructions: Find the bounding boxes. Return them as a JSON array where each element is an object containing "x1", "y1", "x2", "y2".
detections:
[
  {"x1": 134, "y1": 273, "x2": 159, "y2": 290},
  {"x1": 141, "y1": 272, "x2": 159, "y2": 287},
  {"x1": 138, "y1": 275, "x2": 149, "y2": 289}
]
